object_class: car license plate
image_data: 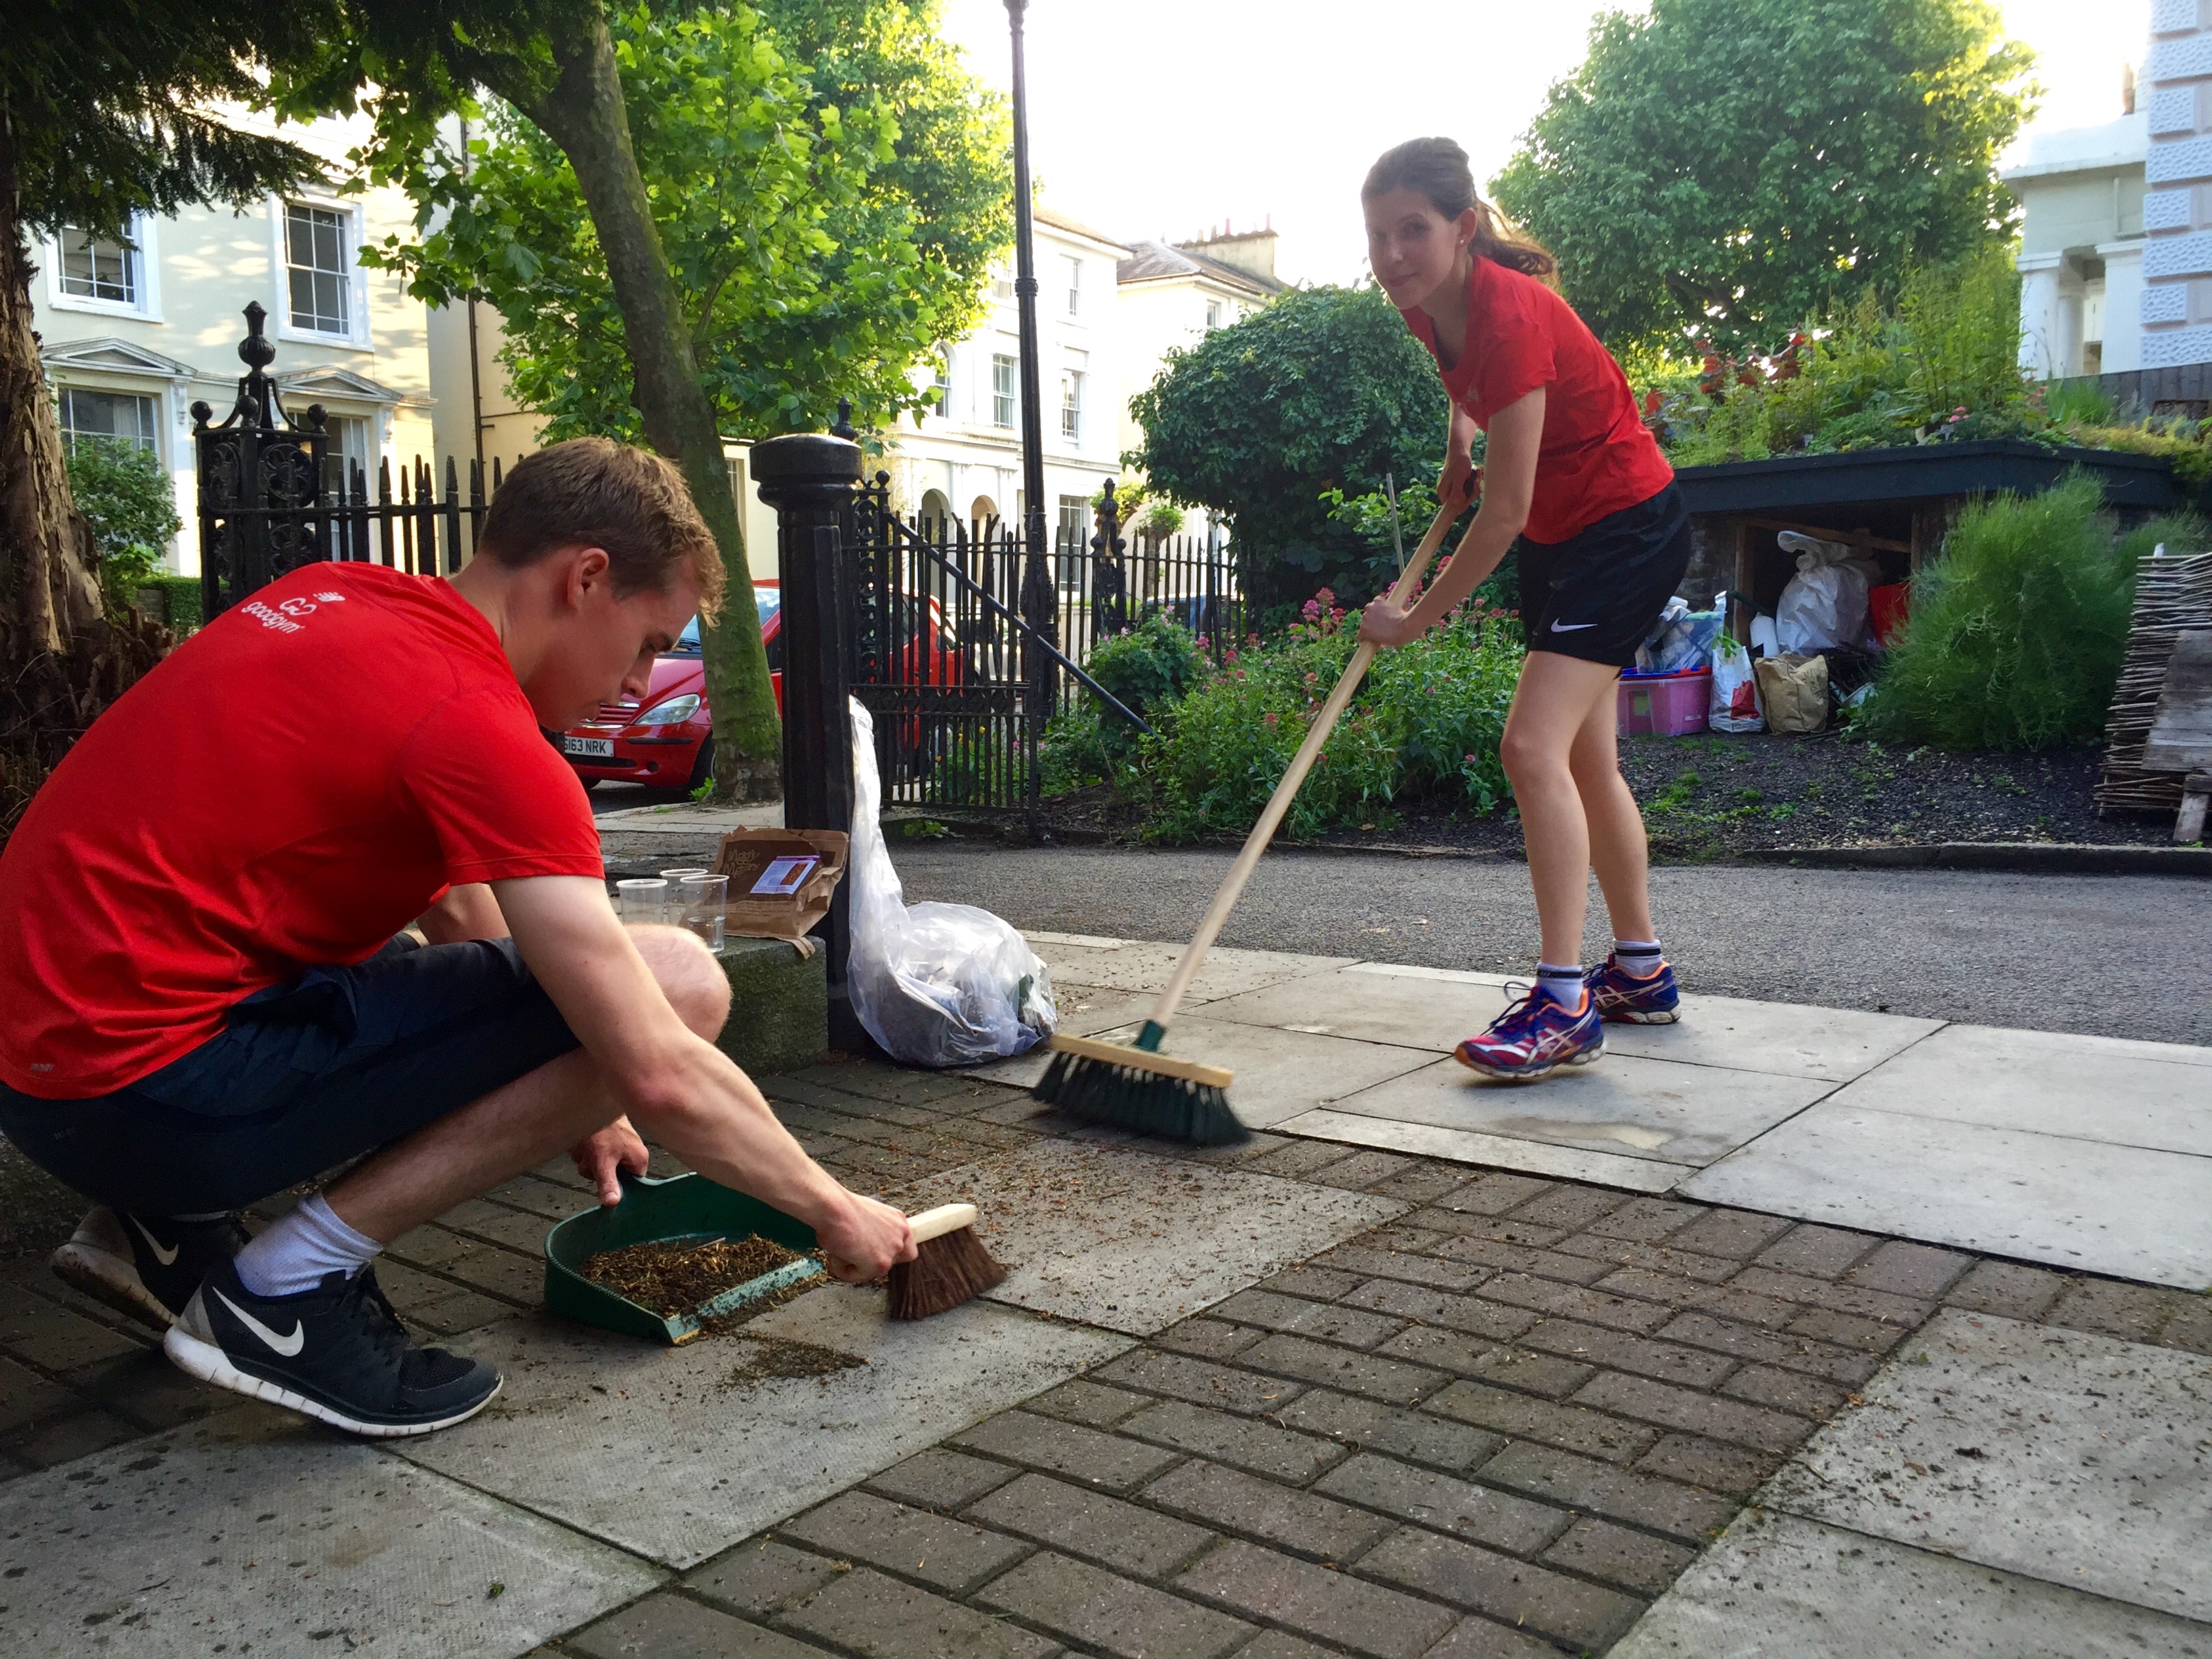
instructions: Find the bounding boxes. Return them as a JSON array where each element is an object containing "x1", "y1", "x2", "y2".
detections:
[{"x1": 562, "y1": 736, "x2": 615, "y2": 758}]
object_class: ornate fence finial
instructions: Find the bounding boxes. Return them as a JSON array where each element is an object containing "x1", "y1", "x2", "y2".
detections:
[{"x1": 832, "y1": 397, "x2": 858, "y2": 441}]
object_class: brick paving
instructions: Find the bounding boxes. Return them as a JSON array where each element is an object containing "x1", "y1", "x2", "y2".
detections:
[{"x1": 1, "y1": 1061, "x2": 2209, "y2": 1656}]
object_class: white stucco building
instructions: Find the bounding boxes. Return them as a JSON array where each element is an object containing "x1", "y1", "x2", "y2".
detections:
[
  {"x1": 2003, "y1": 112, "x2": 2147, "y2": 376},
  {"x1": 32, "y1": 112, "x2": 438, "y2": 575}
]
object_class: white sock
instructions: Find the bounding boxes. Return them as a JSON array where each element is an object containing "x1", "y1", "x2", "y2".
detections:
[
  {"x1": 1535, "y1": 963, "x2": 1586, "y2": 1010},
  {"x1": 232, "y1": 1193, "x2": 383, "y2": 1298},
  {"x1": 1614, "y1": 939, "x2": 1664, "y2": 978}
]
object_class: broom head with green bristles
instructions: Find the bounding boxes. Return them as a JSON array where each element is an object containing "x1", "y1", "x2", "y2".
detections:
[{"x1": 1031, "y1": 1019, "x2": 1248, "y2": 1146}]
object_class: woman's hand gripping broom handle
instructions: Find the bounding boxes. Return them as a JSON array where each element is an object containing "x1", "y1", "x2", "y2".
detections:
[{"x1": 1133, "y1": 502, "x2": 1462, "y2": 1048}]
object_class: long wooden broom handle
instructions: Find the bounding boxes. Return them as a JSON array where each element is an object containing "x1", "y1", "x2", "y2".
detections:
[{"x1": 1145, "y1": 501, "x2": 1460, "y2": 1028}]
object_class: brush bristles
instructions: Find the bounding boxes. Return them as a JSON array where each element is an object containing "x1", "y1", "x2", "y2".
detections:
[
  {"x1": 885, "y1": 1225, "x2": 1008, "y2": 1320},
  {"x1": 1032, "y1": 1049, "x2": 1251, "y2": 1147}
]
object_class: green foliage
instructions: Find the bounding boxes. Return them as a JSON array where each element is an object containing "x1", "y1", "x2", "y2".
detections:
[
  {"x1": 1859, "y1": 475, "x2": 2146, "y2": 750},
  {"x1": 62, "y1": 438, "x2": 181, "y2": 617},
  {"x1": 149, "y1": 576, "x2": 205, "y2": 635},
  {"x1": 1643, "y1": 249, "x2": 2044, "y2": 465},
  {"x1": 363, "y1": 1, "x2": 1010, "y2": 439},
  {"x1": 1041, "y1": 614, "x2": 1207, "y2": 793},
  {"x1": 1128, "y1": 285, "x2": 1450, "y2": 617},
  {"x1": 8, "y1": 1, "x2": 333, "y2": 241},
  {"x1": 1492, "y1": 0, "x2": 2033, "y2": 354},
  {"x1": 1136, "y1": 606, "x2": 1525, "y2": 841},
  {"x1": 2064, "y1": 422, "x2": 2212, "y2": 493}
]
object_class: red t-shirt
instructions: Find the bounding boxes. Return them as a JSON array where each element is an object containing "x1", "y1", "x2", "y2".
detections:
[
  {"x1": 1399, "y1": 257, "x2": 1674, "y2": 544},
  {"x1": 0, "y1": 563, "x2": 605, "y2": 1099}
]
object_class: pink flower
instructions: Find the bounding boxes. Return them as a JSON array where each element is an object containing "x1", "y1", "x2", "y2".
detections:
[
  {"x1": 1463, "y1": 752, "x2": 1477, "y2": 764},
  {"x1": 1263, "y1": 711, "x2": 1279, "y2": 727}
]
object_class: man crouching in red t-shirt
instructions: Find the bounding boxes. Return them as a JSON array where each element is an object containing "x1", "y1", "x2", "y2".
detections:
[{"x1": 0, "y1": 437, "x2": 914, "y2": 1436}]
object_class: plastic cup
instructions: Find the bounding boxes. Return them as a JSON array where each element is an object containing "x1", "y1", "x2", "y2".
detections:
[
  {"x1": 679, "y1": 874, "x2": 728, "y2": 953},
  {"x1": 617, "y1": 877, "x2": 669, "y2": 924},
  {"x1": 658, "y1": 867, "x2": 710, "y2": 882}
]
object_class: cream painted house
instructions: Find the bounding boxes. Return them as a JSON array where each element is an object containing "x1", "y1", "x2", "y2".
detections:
[
  {"x1": 880, "y1": 205, "x2": 1134, "y2": 558},
  {"x1": 2004, "y1": 112, "x2": 2148, "y2": 377},
  {"x1": 1112, "y1": 223, "x2": 1286, "y2": 480},
  {"x1": 33, "y1": 110, "x2": 438, "y2": 576}
]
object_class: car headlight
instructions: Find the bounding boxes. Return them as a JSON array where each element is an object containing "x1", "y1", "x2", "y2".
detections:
[{"x1": 633, "y1": 694, "x2": 701, "y2": 726}]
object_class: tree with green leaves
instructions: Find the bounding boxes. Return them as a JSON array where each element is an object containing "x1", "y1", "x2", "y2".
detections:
[
  {"x1": 290, "y1": 1, "x2": 1004, "y2": 802},
  {"x1": 369, "y1": 3, "x2": 1009, "y2": 442},
  {"x1": 1491, "y1": 0, "x2": 2034, "y2": 353},
  {"x1": 1128, "y1": 285, "x2": 1449, "y2": 617},
  {"x1": 2, "y1": 3, "x2": 337, "y2": 835}
]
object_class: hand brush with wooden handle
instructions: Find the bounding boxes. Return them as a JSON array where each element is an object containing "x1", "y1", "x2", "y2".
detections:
[{"x1": 884, "y1": 1203, "x2": 1007, "y2": 1319}]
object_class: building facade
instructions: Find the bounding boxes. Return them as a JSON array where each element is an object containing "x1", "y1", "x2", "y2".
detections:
[
  {"x1": 2004, "y1": 112, "x2": 2147, "y2": 377},
  {"x1": 2140, "y1": 0, "x2": 2212, "y2": 367},
  {"x1": 33, "y1": 112, "x2": 438, "y2": 575}
]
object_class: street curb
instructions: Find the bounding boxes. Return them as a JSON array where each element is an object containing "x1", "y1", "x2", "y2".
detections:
[{"x1": 1744, "y1": 842, "x2": 2212, "y2": 876}]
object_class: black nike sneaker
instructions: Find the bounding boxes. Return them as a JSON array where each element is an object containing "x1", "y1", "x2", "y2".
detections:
[
  {"x1": 51, "y1": 1206, "x2": 249, "y2": 1331},
  {"x1": 164, "y1": 1258, "x2": 501, "y2": 1437}
]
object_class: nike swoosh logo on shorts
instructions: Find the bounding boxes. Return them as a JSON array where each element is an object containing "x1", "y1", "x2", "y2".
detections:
[
  {"x1": 131, "y1": 1216, "x2": 180, "y2": 1267},
  {"x1": 1549, "y1": 620, "x2": 1597, "y2": 632},
  {"x1": 213, "y1": 1288, "x2": 306, "y2": 1357}
]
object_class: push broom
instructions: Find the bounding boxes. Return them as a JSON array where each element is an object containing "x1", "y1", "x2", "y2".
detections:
[{"x1": 1033, "y1": 499, "x2": 1461, "y2": 1144}]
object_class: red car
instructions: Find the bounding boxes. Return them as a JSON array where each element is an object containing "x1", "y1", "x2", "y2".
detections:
[{"x1": 558, "y1": 581, "x2": 960, "y2": 793}]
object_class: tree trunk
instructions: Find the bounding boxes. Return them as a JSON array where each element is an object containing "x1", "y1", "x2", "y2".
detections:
[
  {"x1": 0, "y1": 123, "x2": 162, "y2": 846},
  {"x1": 514, "y1": 14, "x2": 782, "y2": 803}
]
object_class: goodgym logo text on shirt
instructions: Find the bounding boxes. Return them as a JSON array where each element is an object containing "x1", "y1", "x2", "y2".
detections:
[{"x1": 239, "y1": 592, "x2": 347, "y2": 635}]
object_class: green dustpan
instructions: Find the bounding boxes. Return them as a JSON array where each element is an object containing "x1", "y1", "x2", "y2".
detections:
[{"x1": 542, "y1": 1170, "x2": 822, "y2": 1345}]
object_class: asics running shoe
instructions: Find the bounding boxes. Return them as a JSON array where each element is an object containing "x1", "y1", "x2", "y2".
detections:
[
  {"x1": 1584, "y1": 954, "x2": 1682, "y2": 1025},
  {"x1": 165, "y1": 1258, "x2": 500, "y2": 1438},
  {"x1": 52, "y1": 1206, "x2": 247, "y2": 1332},
  {"x1": 1454, "y1": 984, "x2": 1605, "y2": 1081}
]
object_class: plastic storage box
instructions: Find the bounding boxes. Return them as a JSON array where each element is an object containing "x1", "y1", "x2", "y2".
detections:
[{"x1": 1618, "y1": 668, "x2": 1711, "y2": 737}]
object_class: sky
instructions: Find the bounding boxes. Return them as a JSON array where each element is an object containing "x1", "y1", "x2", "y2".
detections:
[{"x1": 935, "y1": 0, "x2": 2151, "y2": 287}]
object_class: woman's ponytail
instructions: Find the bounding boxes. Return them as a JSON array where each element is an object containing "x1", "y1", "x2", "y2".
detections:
[{"x1": 1362, "y1": 136, "x2": 1559, "y2": 289}]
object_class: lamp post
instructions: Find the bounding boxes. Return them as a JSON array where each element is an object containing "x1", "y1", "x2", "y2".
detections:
[{"x1": 1005, "y1": 0, "x2": 1057, "y2": 834}]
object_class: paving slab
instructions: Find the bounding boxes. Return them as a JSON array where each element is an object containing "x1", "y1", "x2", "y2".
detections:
[
  {"x1": 0, "y1": 1405, "x2": 662, "y2": 1658},
  {"x1": 897, "y1": 1139, "x2": 1404, "y2": 1336},
  {"x1": 956, "y1": 987, "x2": 1167, "y2": 1089},
  {"x1": 1269, "y1": 1109, "x2": 1694, "y2": 1194},
  {"x1": 1603, "y1": 995, "x2": 1943, "y2": 1084},
  {"x1": 1761, "y1": 1310, "x2": 2212, "y2": 1624},
  {"x1": 395, "y1": 1286, "x2": 1129, "y2": 1568},
  {"x1": 1681, "y1": 1103, "x2": 2212, "y2": 1290},
  {"x1": 1032, "y1": 939, "x2": 1356, "y2": 1001},
  {"x1": 1316, "y1": 1052, "x2": 1830, "y2": 1167},
  {"x1": 1807, "y1": 1023, "x2": 2212, "y2": 1155},
  {"x1": 1206, "y1": 971, "x2": 1938, "y2": 1086},
  {"x1": 1612, "y1": 1509, "x2": 2212, "y2": 1658}
]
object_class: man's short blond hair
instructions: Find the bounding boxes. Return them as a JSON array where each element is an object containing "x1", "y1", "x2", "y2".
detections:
[{"x1": 478, "y1": 436, "x2": 725, "y2": 622}]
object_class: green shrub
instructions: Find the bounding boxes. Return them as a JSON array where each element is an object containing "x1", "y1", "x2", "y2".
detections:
[
  {"x1": 1138, "y1": 604, "x2": 1525, "y2": 840},
  {"x1": 1040, "y1": 613, "x2": 1208, "y2": 794},
  {"x1": 63, "y1": 438, "x2": 180, "y2": 617},
  {"x1": 1860, "y1": 474, "x2": 2139, "y2": 750},
  {"x1": 152, "y1": 575, "x2": 205, "y2": 634}
]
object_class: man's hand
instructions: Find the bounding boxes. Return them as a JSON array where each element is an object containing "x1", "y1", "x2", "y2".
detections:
[
  {"x1": 815, "y1": 1191, "x2": 917, "y2": 1284},
  {"x1": 571, "y1": 1116, "x2": 651, "y2": 1206},
  {"x1": 1358, "y1": 594, "x2": 1425, "y2": 650}
]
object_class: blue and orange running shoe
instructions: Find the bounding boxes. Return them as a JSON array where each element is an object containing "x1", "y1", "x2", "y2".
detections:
[
  {"x1": 1454, "y1": 984, "x2": 1605, "y2": 1081},
  {"x1": 1584, "y1": 955, "x2": 1682, "y2": 1025}
]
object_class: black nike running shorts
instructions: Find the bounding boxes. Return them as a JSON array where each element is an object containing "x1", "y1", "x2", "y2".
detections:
[
  {"x1": 1517, "y1": 481, "x2": 1694, "y2": 670},
  {"x1": 0, "y1": 935, "x2": 580, "y2": 1218}
]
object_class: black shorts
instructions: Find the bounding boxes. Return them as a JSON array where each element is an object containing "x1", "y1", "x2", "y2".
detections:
[
  {"x1": 1518, "y1": 482, "x2": 1694, "y2": 670},
  {"x1": 0, "y1": 936, "x2": 579, "y2": 1218}
]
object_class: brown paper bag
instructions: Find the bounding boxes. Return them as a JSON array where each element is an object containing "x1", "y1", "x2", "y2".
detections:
[
  {"x1": 712, "y1": 828, "x2": 850, "y2": 943},
  {"x1": 1754, "y1": 652, "x2": 1829, "y2": 735}
]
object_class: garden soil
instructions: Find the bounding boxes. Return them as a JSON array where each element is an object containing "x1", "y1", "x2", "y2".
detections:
[{"x1": 1024, "y1": 736, "x2": 2175, "y2": 863}]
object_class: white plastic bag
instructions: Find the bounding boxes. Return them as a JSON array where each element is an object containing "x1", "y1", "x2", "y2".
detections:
[
  {"x1": 1709, "y1": 632, "x2": 1764, "y2": 733},
  {"x1": 1774, "y1": 531, "x2": 1880, "y2": 653},
  {"x1": 844, "y1": 698, "x2": 1057, "y2": 1066}
]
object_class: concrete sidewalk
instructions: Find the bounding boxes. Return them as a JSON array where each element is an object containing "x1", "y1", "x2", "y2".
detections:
[
  {"x1": 0, "y1": 985, "x2": 2205, "y2": 1654},
  {"x1": 970, "y1": 933, "x2": 2212, "y2": 1293}
]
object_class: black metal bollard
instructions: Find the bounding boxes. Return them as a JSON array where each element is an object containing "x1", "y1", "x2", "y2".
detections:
[{"x1": 750, "y1": 432, "x2": 864, "y2": 1042}]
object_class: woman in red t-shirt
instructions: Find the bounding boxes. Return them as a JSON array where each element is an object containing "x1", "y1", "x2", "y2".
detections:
[{"x1": 1356, "y1": 136, "x2": 1689, "y2": 1080}]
